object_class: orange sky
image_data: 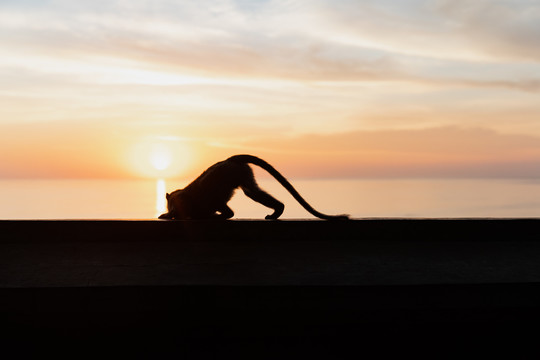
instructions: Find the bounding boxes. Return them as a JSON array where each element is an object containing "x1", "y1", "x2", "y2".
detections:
[{"x1": 1, "y1": 1, "x2": 540, "y2": 179}]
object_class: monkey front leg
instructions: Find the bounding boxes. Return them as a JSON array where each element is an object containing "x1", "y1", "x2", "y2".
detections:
[{"x1": 216, "y1": 205, "x2": 234, "y2": 219}]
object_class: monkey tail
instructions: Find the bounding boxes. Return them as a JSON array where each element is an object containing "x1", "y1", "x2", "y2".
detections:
[{"x1": 229, "y1": 155, "x2": 349, "y2": 220}]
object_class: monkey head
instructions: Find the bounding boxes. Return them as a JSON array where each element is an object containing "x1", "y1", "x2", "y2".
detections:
[{"x1": 158, "y1": 189, "x2": 189, "y2": 219}]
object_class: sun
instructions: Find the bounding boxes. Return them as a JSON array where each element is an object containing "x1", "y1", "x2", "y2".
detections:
[
  {"x1": 128, "y1": 137, "x2": 192, "y2": 178},
  {"x1": 150, "y1": 144, "x2": 172, "y2": 171}
]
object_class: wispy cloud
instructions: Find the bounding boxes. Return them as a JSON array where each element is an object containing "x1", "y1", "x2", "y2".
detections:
[
  {"x1": 435, "y1": 0, "x2": 540, "y2": 61},
  {"x1": 2, "y1": 0, "x2": 539, "y2": 83},
  {"x1": 241, "y1": 126, "x2": 540, "y2": 178}
]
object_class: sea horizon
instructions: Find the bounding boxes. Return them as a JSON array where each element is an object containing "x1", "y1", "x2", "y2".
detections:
[{"x1": 1, "y1": 177, "x2": 539, "y2": 220}]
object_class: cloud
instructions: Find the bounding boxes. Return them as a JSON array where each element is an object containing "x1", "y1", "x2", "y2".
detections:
[
  {"x1": 435, "y1": 0, "x2": 540, "y2": 61},
  {"x1": 448, "y1": 78, "x2": 540, "y2": 93},
  {"x1": 1, "y1": 0, "x2": 539, "y2": 90},
  {"x1": 239, "y1": 126, "x2": 540, "y2": 178},
  {"x1": 0, "y1": 12, "x2": 402, "y2": 83},
  {"x1": 314, "y1": 0, "x2": 540, "y2": 62}
]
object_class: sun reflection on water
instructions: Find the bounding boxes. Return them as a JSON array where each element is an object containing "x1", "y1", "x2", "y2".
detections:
[{"x1": 156, "y1": 179, "x2": 167, "y2": 217}]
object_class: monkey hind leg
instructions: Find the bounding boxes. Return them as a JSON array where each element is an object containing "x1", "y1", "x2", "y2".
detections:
[{"x1": 242, "y1": 185, "x2": 284, "y2": 220}]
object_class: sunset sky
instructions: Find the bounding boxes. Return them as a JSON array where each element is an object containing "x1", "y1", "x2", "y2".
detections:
[{"x1": 1, "y1": 0, "x2": 540, "y2": 179}]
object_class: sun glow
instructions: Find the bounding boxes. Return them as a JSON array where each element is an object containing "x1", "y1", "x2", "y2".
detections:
[
  {"x1": 150, "y1": 144, "x2": 172, "y2": 171},
  {"x1": 128, "y1": 137, "x2": 192, "y2": 178}
]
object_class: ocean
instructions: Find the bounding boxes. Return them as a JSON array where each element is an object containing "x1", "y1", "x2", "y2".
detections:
[{"x1": 1, "y1": 178, "x2": 539, "y2": 219}]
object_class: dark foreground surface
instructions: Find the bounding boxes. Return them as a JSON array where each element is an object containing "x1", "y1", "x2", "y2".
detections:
[{"x1": 1, "y1": 219, "x2": 540, "y2": 357}]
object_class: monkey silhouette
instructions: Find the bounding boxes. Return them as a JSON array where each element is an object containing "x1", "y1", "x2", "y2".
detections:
[{"x1": 158, "y1": 155, "x2": 348, "y2": 220}]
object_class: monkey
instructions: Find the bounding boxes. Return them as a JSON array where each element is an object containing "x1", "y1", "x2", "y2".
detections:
[{"x1": 158, "y1": 154, "x2": 348, "y2": 220}]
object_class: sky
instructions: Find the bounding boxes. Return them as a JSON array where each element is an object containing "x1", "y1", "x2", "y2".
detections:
[{"x1": 1, "y1": 0, "x2": 540, "y2": 179}]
